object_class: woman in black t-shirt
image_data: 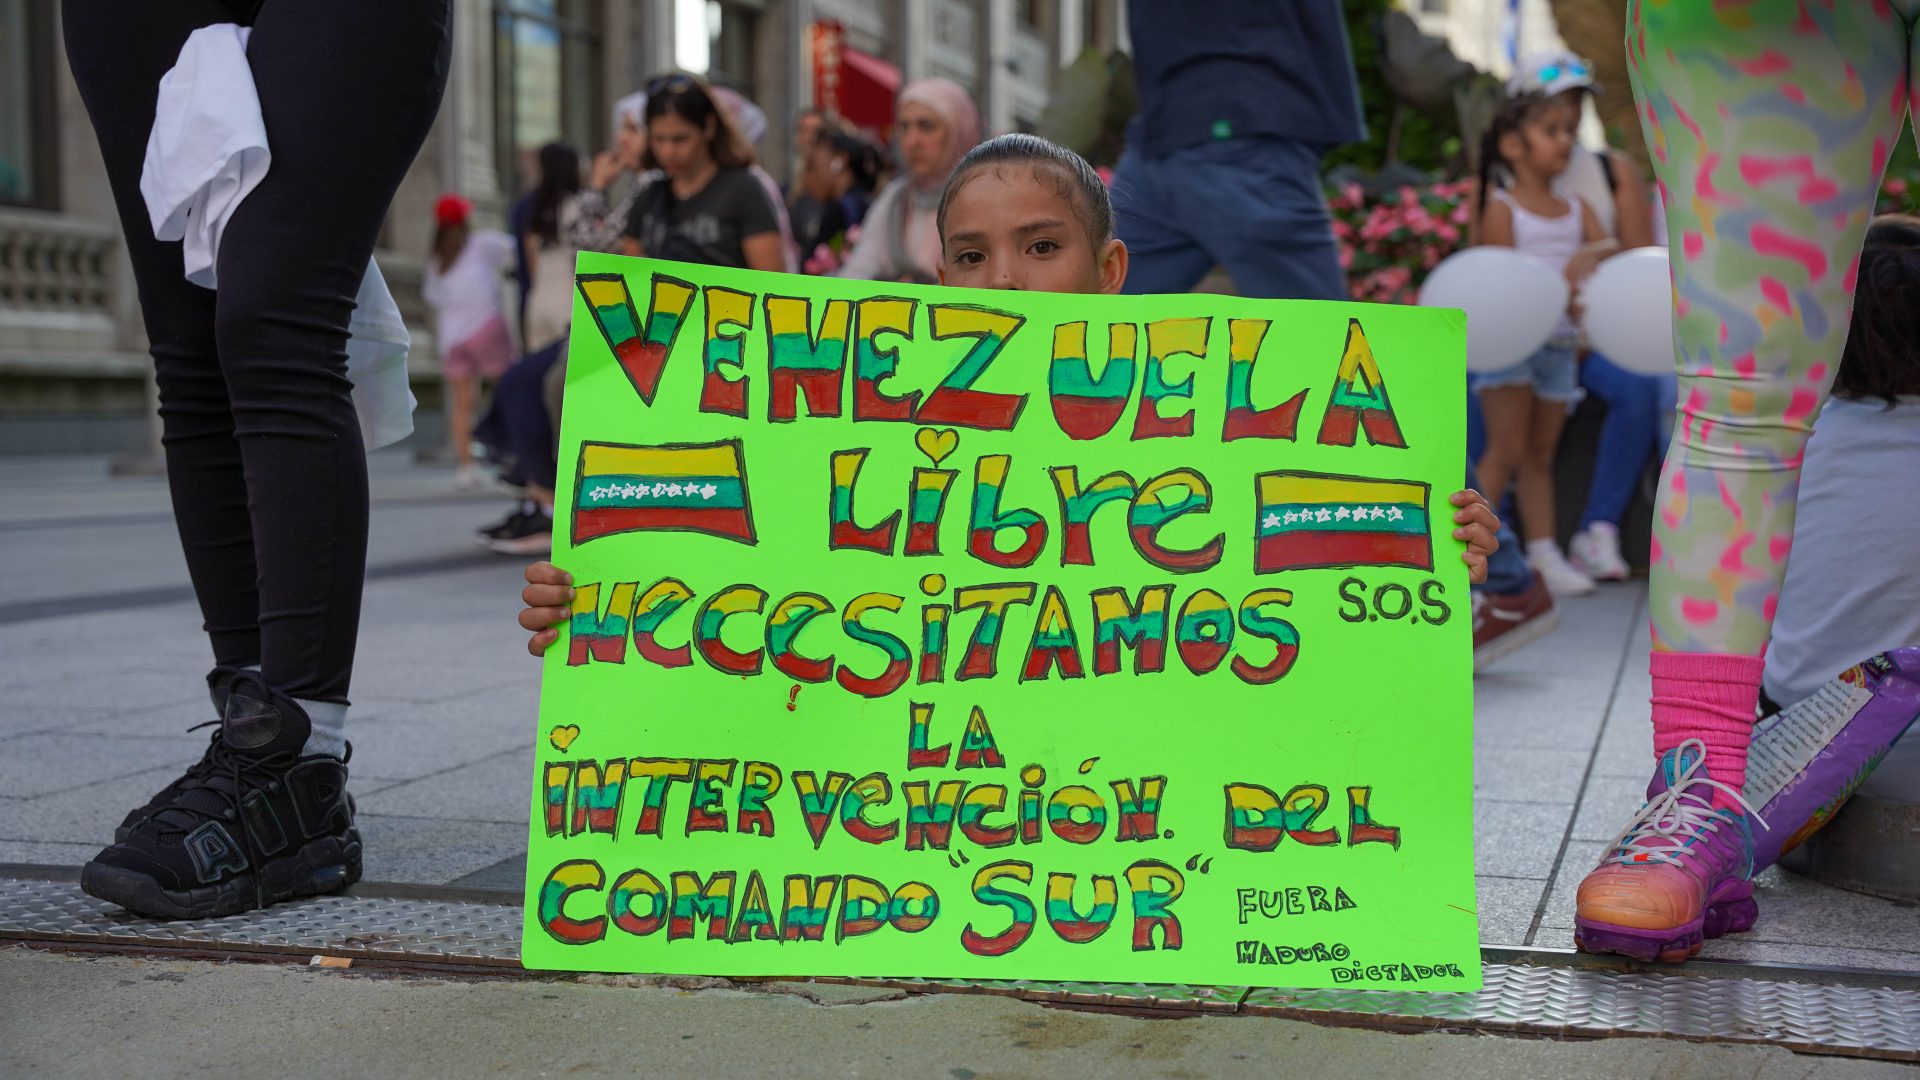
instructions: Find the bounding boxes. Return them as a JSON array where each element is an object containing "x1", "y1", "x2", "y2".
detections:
[{"x1": 621, "y1": 75, "x2": 784, "y2": 272}]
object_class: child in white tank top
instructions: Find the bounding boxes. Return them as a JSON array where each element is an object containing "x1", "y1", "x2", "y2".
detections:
[{"x1": 1472, "y1": 92, "x2": 1606, "y2": 597}]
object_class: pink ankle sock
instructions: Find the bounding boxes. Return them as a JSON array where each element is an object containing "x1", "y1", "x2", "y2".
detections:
[{"x1": 1650, "y1": 651, "x2": 1764, "y2": 811}]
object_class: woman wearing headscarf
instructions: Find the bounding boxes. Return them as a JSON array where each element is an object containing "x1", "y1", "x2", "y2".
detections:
[
  {"x1": 565, "y1": 92, "x2": 656, "y2": 255},
  {"x1": 834, "y1": 77, "x2": 981, "y2": 284}
]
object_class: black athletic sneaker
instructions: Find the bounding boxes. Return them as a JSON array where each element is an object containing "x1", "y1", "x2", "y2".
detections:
[
  {"x1": 482, "y1": 502, "x2": 553, "y2": 556},
  {"x1": 478, "y1": 499, "x2": 538, "y2": 541},
  {"x1": 113, "y1": 666, "x2": 244, "y2": 844},
  {"x1": 82, "y1": 672, "x2": 362, "y2": 919}
]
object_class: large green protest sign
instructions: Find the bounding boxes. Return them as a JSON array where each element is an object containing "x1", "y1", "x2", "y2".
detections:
[{"x1": 523, "y1": 252, "x2": 1479, "y2": 991}]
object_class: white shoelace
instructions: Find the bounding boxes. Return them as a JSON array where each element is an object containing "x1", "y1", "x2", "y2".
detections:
[{"x1": 1603, "y1": 738, "x2": 1767, "y2": 869}]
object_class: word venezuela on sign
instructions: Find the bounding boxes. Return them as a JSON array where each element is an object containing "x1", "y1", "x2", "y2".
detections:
[{"x1": 523, "y1": 252, "x2": 1479, "y2": 991}]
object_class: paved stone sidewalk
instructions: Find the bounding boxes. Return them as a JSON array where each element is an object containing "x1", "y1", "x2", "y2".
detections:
[{"x1": 2, "y1": 453, "x2": 1913, "y2": 972}]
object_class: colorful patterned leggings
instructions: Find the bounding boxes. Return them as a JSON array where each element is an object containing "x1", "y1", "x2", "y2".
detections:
[{"x1": 1629, "y1": 0, "x2": 1918, "y2": 656}]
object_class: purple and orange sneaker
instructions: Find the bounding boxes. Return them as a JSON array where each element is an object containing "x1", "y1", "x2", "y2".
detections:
[{"x1": 1575, "y1": 739, "x2": 1763, "y2": 963}]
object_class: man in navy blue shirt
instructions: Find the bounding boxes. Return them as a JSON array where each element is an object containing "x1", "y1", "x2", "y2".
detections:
[{"x1": 1113, "y1": 0, "x2": 1366, "y2": 301}]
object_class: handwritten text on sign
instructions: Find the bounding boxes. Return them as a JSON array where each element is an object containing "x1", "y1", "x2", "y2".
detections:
[{"x1": 522, "y1": 253, "x2": 1480, "y2": 991}]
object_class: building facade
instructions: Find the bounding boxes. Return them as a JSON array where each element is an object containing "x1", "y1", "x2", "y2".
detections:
[{"x1": 0, "y1": 0, "x2": 1123, "y2": 453}]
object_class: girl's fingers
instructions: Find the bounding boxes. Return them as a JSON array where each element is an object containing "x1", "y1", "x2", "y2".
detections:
[
  {"x1": 523, "y1": 583, "x2": 574, "y2": 608},
  {"x1": 519, "y1": 606, "x2": 568, "y2": 632},
  {"x1": 527, "y1": 628, "x2": 559, "y2": 657},
  {"x1": 525, "y1": 561, "x2": 572, "y2": 586}
]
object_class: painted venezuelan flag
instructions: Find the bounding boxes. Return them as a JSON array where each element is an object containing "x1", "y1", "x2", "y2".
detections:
[
  {"x1": 572, "y1": 440, "x2": 755, "y2": 545},
  {"x1": 1254, "y1": 471, "x2": 1430, "y2": 573}
]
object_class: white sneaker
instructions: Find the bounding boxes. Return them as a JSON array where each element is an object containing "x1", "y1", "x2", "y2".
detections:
[
  {"x1": 454, "y1": 464, "x2": 490, "y2": 491},
  {"x1": 1527, "y1": 539, "x2": 1596, "y2": 597},
  {"x1": 1570, "y1": 523, "x2": 1631, "y2": 581}
]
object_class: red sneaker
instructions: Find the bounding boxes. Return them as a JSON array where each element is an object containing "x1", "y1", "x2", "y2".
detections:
[{"x1": 1472, "y1": 577, "x2": 1560, "y2": 673}]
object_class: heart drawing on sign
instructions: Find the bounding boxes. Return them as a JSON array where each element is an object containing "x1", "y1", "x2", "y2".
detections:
[
  {"x1": 549, "y1": 725, "x2": 581, "y2": 751},
  {"x1": 914, "y1": 427, "x2": 959, "y2": 466}
]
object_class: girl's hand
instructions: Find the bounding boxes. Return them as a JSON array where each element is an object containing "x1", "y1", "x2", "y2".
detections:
[
  {"x1": 589, "y1": 150, "x2": 622, "y2": 191},
  {"x1": 519, "y1": 561, "x2": 574, "y2": 657},
  {"x1": 1449, "y1": 489, "x2": 1500, "y2": 586}
]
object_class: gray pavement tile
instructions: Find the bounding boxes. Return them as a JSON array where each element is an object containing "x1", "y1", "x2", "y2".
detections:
[
  {"x1": 343, "y1": 696, "x2": 539, "y2": 780},
  {"x1": 1569, "y1": 773, "x2": 1649, "y2": 841},
  {"x1": 4, "y1": 765, "x2": 180, "y2": 845},
  {"x1": 0, "y1": 732, "x2": 208, "y2": 798},
  {"x1": 451, "y1": 852, "x2": 528, "y2": 890},
  {"x1": 1737, "y1": 866, "x2": 1920, "y2": 953},
  {"x1": 1474, "y1": 875, "x2": 1548, "y2": 947},
  {"x1": 2, "y1": 664, "x2": 206, "y2": 713},
  {"x1": 356, "y1": 813, "x2": 530, "y2": 886},
  {"x1": 1535, "y1": 839, "x2": 1610, "y2": 935},
  {"x1": 49, "y1": 698, "x2": 220, "y2": 739},
  {"x1": 354, "y1": 748, "x2": 536, "y2": 825},
  {"x1": 0, "y1": 704, "x2": 134, "y2": 739},
  {"x1": 1471, "y1": 674, "x2": 1617, "y2": 750},
  {"x1": 1474, "y1": 799, "x2": 1574, "y2": 880},
  {"x1": 1694, "y1": 938, "x2": 1920, "y2": 971},
  {"x1": 1472, "y1": 746, "x2": 1590, "y2": 805},
  {"x1": 0, "y1": 839, "x2": 101, "y2": 866}
]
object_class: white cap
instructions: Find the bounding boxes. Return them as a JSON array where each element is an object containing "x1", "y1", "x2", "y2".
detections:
[{"x1": 1507, "y1": 50, "x2": 1598, "y2": 98}]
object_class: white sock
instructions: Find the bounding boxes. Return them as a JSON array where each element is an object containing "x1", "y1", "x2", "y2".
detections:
[
  {"x1": 1525, "y1": 538, "x2": 1564, "y2": 564},
  {"x1": 295, "y1": 699, "x2": 348, "y2": 759}
]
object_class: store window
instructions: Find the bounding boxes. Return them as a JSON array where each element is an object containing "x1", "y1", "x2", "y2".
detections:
[
  {"x1": 493, "y1": 0, "x2": 602, "y2": 196},
  {"x1": 0, "y1": 0, "x2": 56, "y2": 209}
]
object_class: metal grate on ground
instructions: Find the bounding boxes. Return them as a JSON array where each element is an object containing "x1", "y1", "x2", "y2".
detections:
[{"x1": 2, "y1": 873, "x2": 1914, "y2": 1061}]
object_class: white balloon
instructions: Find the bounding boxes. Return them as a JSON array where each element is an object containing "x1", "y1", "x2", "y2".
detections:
[
  {"x1": 1579, "y1": 247, "x2": 1676, "y2": 376},
  {"x1": 1417, "y1": 248, "x2": 1570, "y2": 374}
]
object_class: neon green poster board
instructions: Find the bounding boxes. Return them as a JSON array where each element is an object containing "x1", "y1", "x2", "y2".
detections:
[{"x1": 523, "y1": 253, "x2": 1480, "y2": 991}]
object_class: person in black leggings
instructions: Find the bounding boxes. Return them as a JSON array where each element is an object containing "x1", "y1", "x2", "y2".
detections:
[{"x1": 65, "y1": 0, "x2": 449, "y2": 918}]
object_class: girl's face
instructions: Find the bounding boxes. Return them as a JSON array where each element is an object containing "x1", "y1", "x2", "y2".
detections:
[
  {"x1": 896, "y1": 102, "x2": 950, "y2": 185},
  {"x1": 1506, "y1": 100, "x2": 1578, "y2": 177},
  {"x1": 616, "y1": 117, "x2": 646, "y2": 170},
  {"x1": 648, "y1": 111, "x2": 712, "y2": 177},
  {"x1": 803, "y1": 142, "x2": 845, "y2": 202},
  {"x1": 938, "y1": 164, "x2": 1126, "y2": 295}
]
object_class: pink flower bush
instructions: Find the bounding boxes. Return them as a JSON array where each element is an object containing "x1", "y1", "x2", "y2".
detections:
[
  {"x1": 1326, "y1": 178, "x2": 1476, "y2": 305},
  {"x1": 1879, "y1": 168, "x2": 1917, "y2": 215}
]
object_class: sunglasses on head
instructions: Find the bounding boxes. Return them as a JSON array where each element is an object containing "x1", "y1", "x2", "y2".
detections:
[
  {"x1": 1537, "y1": 61, "x2": 1591, "y2": 84},
  {"x1": 647, "y1": 74, "x2": 698, "y2": 97}
]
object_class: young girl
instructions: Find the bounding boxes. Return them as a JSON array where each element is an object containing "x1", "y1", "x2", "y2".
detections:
[
  {"x1": 1472, "y1": 93, "x2": 1606, "y2": 597},
  {"x1": 620, "y1": 75, "x2": 785, "y2": 273},
  {"x1": 421, "y1": 193, "x2": 517, "y2": 489},
  {"x1": 521, "y1": 142, "x2": 581, "y2": 352},
  {"x1": 517, "y1": 134, "x2": 1504, "y2": 650}
]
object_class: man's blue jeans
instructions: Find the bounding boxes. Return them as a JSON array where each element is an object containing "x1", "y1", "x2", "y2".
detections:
[
  {"x1": 1577, "y1": 353, "x2": 1677, "y2": 530},
  {"x1": 1112, "y1": 136, "x2": 1346, "y2": 301}
]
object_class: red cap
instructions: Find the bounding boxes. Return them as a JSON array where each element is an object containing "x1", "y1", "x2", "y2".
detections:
[{"x1": 434, "y1": 193, "x2": 473, "y2": 228}]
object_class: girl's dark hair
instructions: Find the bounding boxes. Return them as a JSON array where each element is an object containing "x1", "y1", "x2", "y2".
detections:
[
  {"x1": 641, "y1": 73, "x2": 756, "y2": 170},
  {"x1": 1476, "y1": 92, "x2": 1557, "y2": 216},
  {"x1": 820, "y1": 126, "x2": 881, "y2": 194},
  {"x1": 1835, "y1": 213, "x2": 1920, "y2": 407},
  {"x1": 527, "y1": 142, "x2": 582, "y2": 247},
  {"x1": 936, "y1": 133, "x2": 1113, "y2": 250}
]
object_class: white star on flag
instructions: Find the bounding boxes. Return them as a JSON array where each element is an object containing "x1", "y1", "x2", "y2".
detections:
[
  {"x1": 1315, "y1": 508, "x2": 1333, "y2": 523},
  {"x1": 700, "y1": 483, "x2": 718, "y2": 499},
  {"x1": 1262, "y1": 513, "x2": 1281, "y2": 529},
  {"x1": 1388, "y1": 506, "x2": 1404, "y2": 521},
  {"x1": 1282, "y1": 511, "x2": 1298, "y2": 525},
  {"x1": 666, "y1": 483, "x2": 683, "y2": 497},
  {"x1": 1333, "y1": 506, "x2": 1351, "y2": 521}
]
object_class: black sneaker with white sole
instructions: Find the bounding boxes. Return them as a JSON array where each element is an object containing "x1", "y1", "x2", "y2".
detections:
[
  {"x1": 478, "y1": 499, "x2": 538, "y2": 541},
  {"x1": 82, "y1": 671, "x2": 361, "y2": 920},
  {"x1": 482, "y1": 502, "x2": 553, "y2": 555}
]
